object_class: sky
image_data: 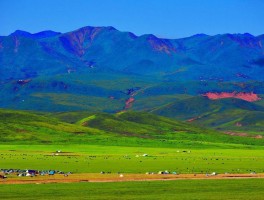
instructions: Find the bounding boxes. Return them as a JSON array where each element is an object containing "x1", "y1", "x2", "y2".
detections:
[{"x1": 0, "y1": 0, "x2": 263, "y2": 38}]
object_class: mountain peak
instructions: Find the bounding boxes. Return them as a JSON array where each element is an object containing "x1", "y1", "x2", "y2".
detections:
[
  {"x1": 9, "y1": 30, "x2": 61, "y2": 39},
  {"x1": 223, "y1": 33, "x2": 255, "y2": 39},
  {"x1": 192, "y1": 33, "x2": 209, "y2": 37},
  {"x1": 243, "y1": 33, "x2": 254, "y2": 37},
  {"x1": 105, "y1": 26, "x2": 117, "y2": 31},
  {"x1": 75, "y1": 26, "x2": 117, "y2": 32},
  {"x1": 59, "y1": 26, "x2": 117, "y2": 57},
  {"x1": 10, "y1": 30, "x2": 32, "y2": 37},
  {"x1": 33, "y1": 30, "x2": 61, "y2": 39}
]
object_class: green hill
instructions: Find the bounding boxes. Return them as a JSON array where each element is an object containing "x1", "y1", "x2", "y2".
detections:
[
  {"x1": 151, "y1": 96, "x2": 264, "y2": 133},
  {"x1": 0, "y1": 109, "x2": 263, "y2": 148},
  {"x1": 0, "y1": 109, "x2": 104, "y2": 144}
]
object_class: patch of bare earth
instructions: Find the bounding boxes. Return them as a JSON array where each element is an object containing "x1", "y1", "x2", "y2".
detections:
[
  {"x1": 224, "y1": 131, "x2": 263, "y2": 139},
  {"x1": 1, "y1": 173, "x2": 264, "y2": 185}
]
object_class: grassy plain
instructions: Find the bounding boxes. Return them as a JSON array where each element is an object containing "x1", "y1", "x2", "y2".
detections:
[
  {"x1": 0, "y1": 109, "x2": 263, "y2": 199},
  {"x1": 1, "y1": 179, "x2": 264, "y2": 200},
  {"x1": 1, "y1": 145, "x2": 264, "y2": 174}
]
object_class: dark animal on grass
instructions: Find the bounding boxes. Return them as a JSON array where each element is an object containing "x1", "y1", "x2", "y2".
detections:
[{"x1": 0, "y1": 175, "x2": 7, "y2": 179}]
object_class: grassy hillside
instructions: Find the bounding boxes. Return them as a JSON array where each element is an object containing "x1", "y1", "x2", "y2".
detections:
[
  {"x1": 151, "y1": 96, "x2": 264, "y2": 133},
  {"x1": 0, "y1": 109, "x2": 105, "y2": 144},
  {"x1": 0, "y1": 109, "x2": 263, "y2": 148}
]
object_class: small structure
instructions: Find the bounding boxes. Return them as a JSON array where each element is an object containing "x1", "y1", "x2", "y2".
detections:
[
  {"x1": 211, "y1": 172, "x2": 217, "y2": 176},
  {"x1": 26, "y1": 170, "x2": 37, "y2": 177},
  {"x1": 158, "y1": 171, "x2": 170, "y2": 174},
  {"x1": 49, "y1": 170, "x2": 55, "y2": 175}
]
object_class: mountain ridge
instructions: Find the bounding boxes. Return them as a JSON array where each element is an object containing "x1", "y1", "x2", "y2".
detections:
[
  {"x1": 5, "y1": 26, "x2": 262, "y2": 40},
  {"x1": 10, "y1": 30, "x2": 61, "y2": 39}
]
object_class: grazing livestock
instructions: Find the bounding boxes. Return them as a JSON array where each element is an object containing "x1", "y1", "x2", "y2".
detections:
[{"x1": 0, "y1": 174, "x2": 7, "y2": 179}]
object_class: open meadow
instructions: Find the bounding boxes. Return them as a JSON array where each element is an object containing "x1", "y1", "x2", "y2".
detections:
[
  {"x1": 1, "y1": 179, "x2": 264, "y2": 200},
  {"x1": 1, "y1": 145, "x2": 264, "y2": 174},
  {"x1": 0, "y1": 111, "x2": 263, "y2": 199}
]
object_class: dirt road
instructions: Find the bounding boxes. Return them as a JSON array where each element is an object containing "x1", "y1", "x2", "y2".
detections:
[{"x1": 1, "y1": 173, "x2": 264, "y2": 184}]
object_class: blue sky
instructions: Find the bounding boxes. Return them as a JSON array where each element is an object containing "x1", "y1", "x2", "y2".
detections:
[{"x1": 0, "y1": 0, "x2": 263, "y2": 38}]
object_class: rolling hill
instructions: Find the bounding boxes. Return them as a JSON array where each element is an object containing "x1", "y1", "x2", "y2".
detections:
[
  {"x1": 151, "y1": 96, "x2": 264, "y2": 133},
  {"x1": 0, "y1": 109, "x2": 263, "y2": 148}
]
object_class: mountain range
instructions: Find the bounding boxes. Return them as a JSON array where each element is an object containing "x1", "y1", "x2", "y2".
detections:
[
  {"x1": 0, "y1": 26, "x2": 264, "y2": 133},
  {"x1": 1, "y1": 26, "x2": 264, "y2": 81}
]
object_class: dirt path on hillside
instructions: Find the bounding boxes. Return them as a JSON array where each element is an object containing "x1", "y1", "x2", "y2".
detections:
[
  {"x1": 1, "y1": 173, "x2": 264, "y2": 185},
  {"x1": 224, "y1": 131, "x2": 263, "y2": 139}
]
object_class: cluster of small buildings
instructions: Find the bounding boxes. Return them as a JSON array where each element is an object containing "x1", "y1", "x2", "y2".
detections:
[{"x1": 0, "y1": 169, "x2": 72, "y2": 178}]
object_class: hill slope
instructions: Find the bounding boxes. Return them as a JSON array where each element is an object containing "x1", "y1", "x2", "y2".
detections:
[
  {"x1": 0, "y1": 109, "x2": 263, "y2": 148},
  {"x1": 152, "y1": 96, "x2": 264, "y2": 133}
]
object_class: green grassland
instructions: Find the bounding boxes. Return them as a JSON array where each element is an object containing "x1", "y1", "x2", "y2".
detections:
[
  {"x1": 0, "y1": 145, "x2": 264, "y2": 174},
  {"x1": 0, "y1": 109, "x2": 263, "y2": 174},
  {"x1": 1, "y1": 179, "x2": 264, "y2": 200},
  {"x1": 0, "y1": 108, "x2": 264, "y2": 199}
]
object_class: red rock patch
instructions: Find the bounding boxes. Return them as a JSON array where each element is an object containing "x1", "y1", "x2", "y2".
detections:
[
  {"x1": 203, "y1": 92, "x2": 261, "y2": 102},
  {"x1": 125, "y1": 97, "x2": 135, "y2": 109}
]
